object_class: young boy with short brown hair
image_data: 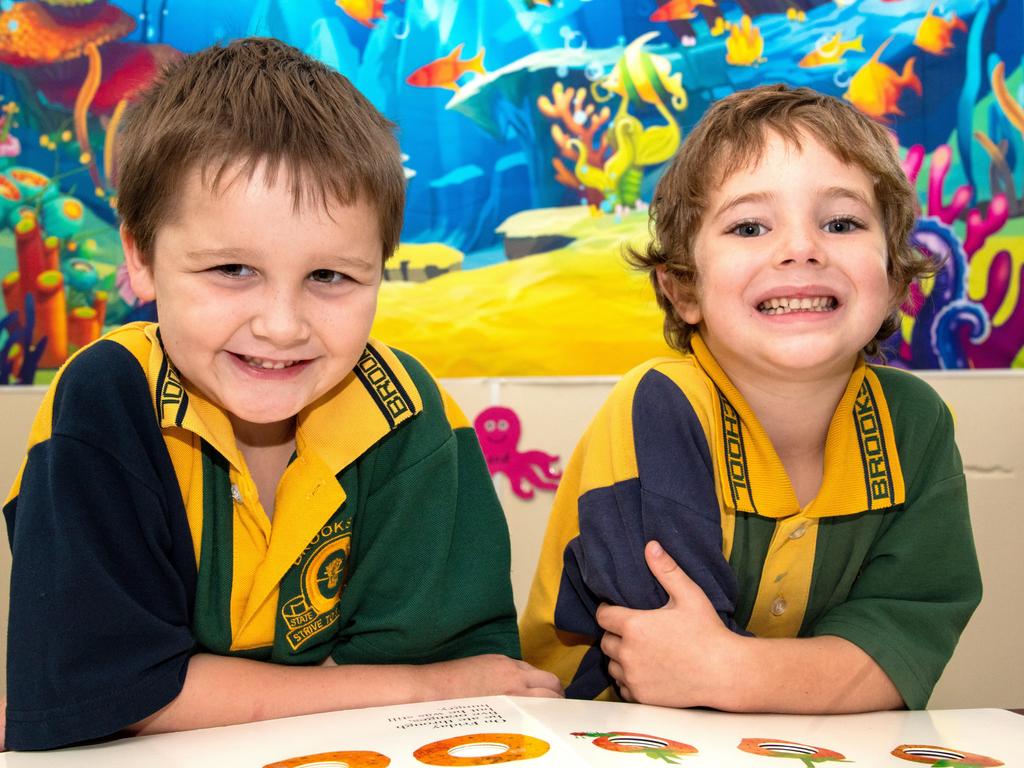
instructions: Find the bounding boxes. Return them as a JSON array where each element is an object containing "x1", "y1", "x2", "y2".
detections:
[
  {"x1": 3, "y1": 37, "x2": 559, "y2": 751},
  {"x1": 521, "y1": 83, "x2": 981, "y2": 713}
]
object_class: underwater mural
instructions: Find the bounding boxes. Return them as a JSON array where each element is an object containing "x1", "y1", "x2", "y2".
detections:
[{"x1": 0, "y1": 0, "x2": 1021, "y2": 382}]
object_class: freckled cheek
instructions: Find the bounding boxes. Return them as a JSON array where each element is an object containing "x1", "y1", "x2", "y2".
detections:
[{"x1": 315, "y1": 296, "x2": 378, "y2": 352}]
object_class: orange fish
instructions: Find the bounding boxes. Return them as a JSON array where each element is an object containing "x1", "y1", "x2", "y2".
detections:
[
  {"x1": 914, "y1": 1, "x2": 967, "y2": 55},
  {"x1": 843, "y1": 37, "x2": 922, "y2": 121},
  {"x1": 407, "y1": 44, "x2": 487, "y2": 92},
  {"x1": 799, "y1": 32, "x2": 864, "y2": 68},
  {"x1": 336, "y1": 0, "x2": 386, "y2": 28},
  {"x1": 650, "y1": 0, "x2": 717, "y2": 22}
]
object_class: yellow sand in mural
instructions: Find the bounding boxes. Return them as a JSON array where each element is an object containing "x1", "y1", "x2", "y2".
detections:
[{"x1": 373, "y1": 208, "x2": 673, "y2": 377}]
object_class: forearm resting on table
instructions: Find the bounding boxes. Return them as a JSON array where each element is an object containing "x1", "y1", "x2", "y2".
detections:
[
  {"x1": 132, "y1": 651, "x2": 562, "y2": 737},
  {"x1": 711, "y1": 634, "x2": 904, "y2": 714}
]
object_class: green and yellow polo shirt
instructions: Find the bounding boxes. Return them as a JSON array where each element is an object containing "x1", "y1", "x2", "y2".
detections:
[
  {"x1": 521, "y1": 335, "x2": 981, "y2": 709},
  {"x1": 4, "y1": 322, "x2": 518, "y2": 750}
]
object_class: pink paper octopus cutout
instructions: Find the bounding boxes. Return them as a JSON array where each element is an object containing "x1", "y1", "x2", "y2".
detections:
[{"x1": 474, "y1": 406, "x2": 562, "y2": 499}]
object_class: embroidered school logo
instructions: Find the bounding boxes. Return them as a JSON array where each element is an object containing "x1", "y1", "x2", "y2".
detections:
[
  {"x1": 719, "y1": 395, "x2": 756, "y2": 513},
  {"x1": 355, "y1": 347, "x2": 416, "y2": 428},
  {"x1": 281, "y1": 520, "x2": 352, "y2": 651},
  {"x1": 853, "y1": 379, "x2": 894, "y2": 508}
]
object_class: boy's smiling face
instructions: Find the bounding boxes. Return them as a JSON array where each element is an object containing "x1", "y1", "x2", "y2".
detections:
[
  {"x1": 667, "y1": 130, "x2": 894, "y2": 384},
  {"x1": 123, "y1": 163, "x2": 382, "y2": 439}
]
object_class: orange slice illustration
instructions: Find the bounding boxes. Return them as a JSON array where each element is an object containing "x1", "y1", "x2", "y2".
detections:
[
  {"x1": 413, "y1": 733, "x2": 550, "y2": 765},
  {"x1": 572, "y1": 731, "x2": 697, "y2": 763},
  {"x1": 892, "y1": 744, "x2": 1004, "y2": 767},
  {"x1": 263, "y1": 750, "x2": 391, "y2": 768},
  {"x1": 738, "y1": 738, "x2": 848, "y2": 766}
]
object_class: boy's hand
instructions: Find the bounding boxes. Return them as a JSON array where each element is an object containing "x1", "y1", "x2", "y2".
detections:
[
  {"x1": 597, "y1": 540, "x2": 738, "y2": 707},
  {"x1": 425, "y1": 655, "x2": 564, "y2": 700}
]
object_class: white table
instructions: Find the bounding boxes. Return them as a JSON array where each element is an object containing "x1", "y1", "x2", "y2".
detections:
[{"x1": 1, "y1": 696, "x2": 1020, "y2": 767}]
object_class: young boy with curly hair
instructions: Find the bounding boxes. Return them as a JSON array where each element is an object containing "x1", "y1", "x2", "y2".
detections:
[
  {"x1": 521, "y1": 83, "x2": 981, "y2": 713},
  {"x1": 3, "y1": 37, "x2": 559, "y2": 751}
]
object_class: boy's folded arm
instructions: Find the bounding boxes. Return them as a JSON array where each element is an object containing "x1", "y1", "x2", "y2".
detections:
[
  {"x1": 597, "y1": 542, "x2": 903, "y2": 713},
  {"x1": 522, "y1": 367, "x2": 742, "y2": 699},
  {"x1": 130, "y1": 652, "x2": 561, "y2": 736},
  {"x1": 713, "y1": 635, "x2": 904, "y2": 713}
]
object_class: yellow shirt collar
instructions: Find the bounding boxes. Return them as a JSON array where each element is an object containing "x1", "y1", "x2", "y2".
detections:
[
  {"x1": 144, "y1": 323, "x2": 422, "y2": 474},
  {"x1": 690, "y1": 334, "x2": 905, "y2": 518}
]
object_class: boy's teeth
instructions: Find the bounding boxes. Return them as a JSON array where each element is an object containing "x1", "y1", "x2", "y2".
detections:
[
  {"x1": 757, "y1": 296, "x2": 836, "y2": 314},
  {"x1": 243, "y1": 355, "x2": 297, "y2": 370}
]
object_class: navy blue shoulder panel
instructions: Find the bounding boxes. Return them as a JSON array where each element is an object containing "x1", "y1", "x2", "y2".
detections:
[
  {"x1": 555, "y1": 369, "x2": 745, "y2": 699},
  {"x1": 5, "y1": 339, "x2": 198, "y2": 750},
  {"x1": 632, "y1": 369, "x2": 718, "y2": 517},
  {"x1": 632, "y1": 370, "x2": 741, "y2": 619}
]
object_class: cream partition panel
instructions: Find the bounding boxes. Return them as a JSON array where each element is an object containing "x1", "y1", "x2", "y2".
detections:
[{"x1": 0, "y1": 373, "x2": 1021, "y2": 709}]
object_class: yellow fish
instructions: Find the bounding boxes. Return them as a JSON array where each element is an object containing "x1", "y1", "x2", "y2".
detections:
[
  {"x1": 799, "y1": 32, "x2": 865, "y2": 68},
  {"x1": 843, "y1": 37, "x2": 922, "y2": 121},
  {"x1": 710, "y1": 15, "x2": 729, "y2": 36},
  {"x1": 336, "y1": 0, "x2": 386, "y2": 28},
  {"x1": 598, "y1": 32, "x2": 689, "y2": 111},
  {"x1": 725, "y1": 15, "x2": 764, "y2": 66},
  {"x1": 914, "y1": 2, "x2": 967, "y2": 55},
  {"x1": 786, "y1": 7, "x2": 807, "y2": 22}
]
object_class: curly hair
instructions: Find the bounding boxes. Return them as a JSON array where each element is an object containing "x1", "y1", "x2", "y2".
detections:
[{"x1": 626, "y1": 83, "x2": 933, "y2": 356}]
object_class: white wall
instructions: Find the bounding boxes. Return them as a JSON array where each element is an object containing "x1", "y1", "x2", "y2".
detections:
[{"x1": 0, "y1": 372, "x2": 1021, "y2": 709}]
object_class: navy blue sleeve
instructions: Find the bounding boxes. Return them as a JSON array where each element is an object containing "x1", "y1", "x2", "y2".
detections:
[
  {"x1": 555, "y1": 370, "x2": 745, "y2": 698},
  {"x1": 4, "y1": 341, "x2": 198, "y2": 750}
]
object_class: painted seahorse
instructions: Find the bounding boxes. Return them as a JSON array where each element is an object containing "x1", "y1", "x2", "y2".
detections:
[
  {"x1": 583, "y1": 32, "x2": 685, "y2": 208},
  {"x1": 566, "y1": 114, "x2": 642, "y2": 208}
]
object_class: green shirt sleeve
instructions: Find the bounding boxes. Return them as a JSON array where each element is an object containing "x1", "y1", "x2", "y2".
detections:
[{"x1": 811, "y1": 375, "x2": 982, "y2": 709}]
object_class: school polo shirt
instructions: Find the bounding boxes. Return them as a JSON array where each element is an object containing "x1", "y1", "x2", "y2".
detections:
[
  {"x1": 521, "y1": 334, "x2": 981, "y2": 709},
  {"x1": 4, "y1": 322, "x2": 519, "y2": 750}
]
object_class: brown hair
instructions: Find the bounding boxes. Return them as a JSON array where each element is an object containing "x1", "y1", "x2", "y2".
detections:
[
  {"x1": 116, "y1": 37, "x2": 405, "y2": 264},
  {"x1": 628, "y1": 83, "x2": 932, "y2": 356}
]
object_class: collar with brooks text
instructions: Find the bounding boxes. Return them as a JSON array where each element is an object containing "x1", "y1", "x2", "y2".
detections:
[
  {"x1": 690, "y1": 334, "x2": 905, "y2": 518},
  {"x1": 145, "y1": 322, "x2": 422, "y2": 474}
]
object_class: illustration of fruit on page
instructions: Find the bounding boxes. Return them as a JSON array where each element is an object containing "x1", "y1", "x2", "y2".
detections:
[
  {"x1": 519, "y1": 697, "x2": 1022, "y2": 767},
  {"x1": 258, "y1": 698, "x2": 588, "y2": 768},
  {"x1": 1, "y1": 697, "x2": 1021, "y2": 767}
]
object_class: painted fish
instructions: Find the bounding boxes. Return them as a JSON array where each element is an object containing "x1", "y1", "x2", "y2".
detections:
[
  {"x1": 597, "y1": 32, "x2": 688, "y2": 112},
  {"x1": 799, "y1": 32, "x2": 864, "y2": 68},
  {"x1": 786, "y1": 7, "x2": 807, "y2": 22},
  {"x1": 406, "y1": 44, "x2": 487, "y2": 92},
  {"x1": 649, "y1": 0, "x2": 716, "y2": 22},
  {"x1": 843, "y1": 37, "x2": 922, "y2": 120},
  {"x1": 914, "y1": 1, "x2": 967, "y2": 55},
  {"x1": 336, "y1": 0, "x2": 386, "y2": 28}
]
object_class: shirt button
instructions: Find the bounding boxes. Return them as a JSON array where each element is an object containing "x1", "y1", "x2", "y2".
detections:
[
  {"x1": 789, "y1": 523, "x2": 808, "y2": 540},
  {"x1": 231, "y1": 484, "x2": 242, "y2": 503},
  {"x1": 771, "y1": 596, "x2": 787, "y2": 616}
]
